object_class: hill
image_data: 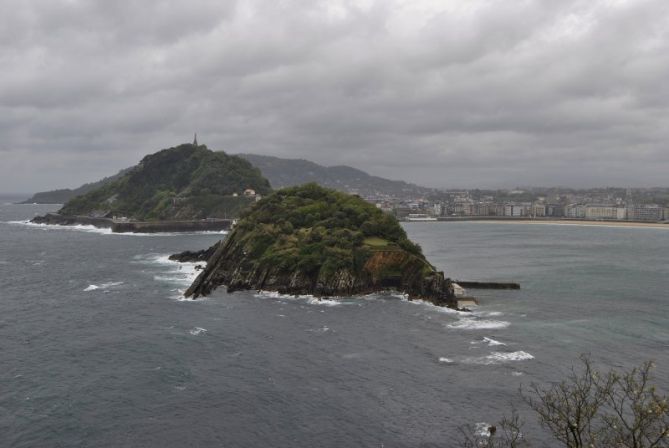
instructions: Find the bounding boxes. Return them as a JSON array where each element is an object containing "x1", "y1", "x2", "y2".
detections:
[
  {"x1": 175, "y1": 183, "x2": 454, "y2": 306},
  {"x1": 237, "y1": 154, "x2": 434, "y2": 198},
  {"x1": 23, "y1": 152, "x2": 434, "y2": 204},
  {"x1": 55, "y1": 143, "x2": 271, "y2": 221}
]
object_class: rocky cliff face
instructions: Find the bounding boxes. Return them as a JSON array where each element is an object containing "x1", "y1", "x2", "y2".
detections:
[
  {"x1": 178, "y1": 184, "x2": 455, "y2": 307},
  {"x1": 169, "y1": 241, "x2": 222, "y2": 263},
  {"x1": 184, "y1": 231, "x2": 454, "y2": 306}
]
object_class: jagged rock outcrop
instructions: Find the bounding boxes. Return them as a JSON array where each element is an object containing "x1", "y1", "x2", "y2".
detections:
[
  {"x1": 169, "y1": 241, "x2": 222, "y2": 263},
  {"x1": 179, "y1": 184, "x2": 455, "y2": 307}
]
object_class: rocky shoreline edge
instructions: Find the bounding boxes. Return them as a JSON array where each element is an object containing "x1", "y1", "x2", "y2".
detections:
[
  {"x1": 30, "y1": 213, "x2": 233, "y2": 234},
  {"x1": 169, "y1": 241, "x2": 461, "y2": 309}
]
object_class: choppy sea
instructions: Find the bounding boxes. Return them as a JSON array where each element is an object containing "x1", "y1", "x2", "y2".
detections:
[{"x1": 1, "y1": 197, "x2": 668, "y2": 447}]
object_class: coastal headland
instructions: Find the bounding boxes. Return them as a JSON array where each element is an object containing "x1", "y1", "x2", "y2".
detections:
[{"x1": 29, "y1": 143, "x2": 270, "y2": 233}]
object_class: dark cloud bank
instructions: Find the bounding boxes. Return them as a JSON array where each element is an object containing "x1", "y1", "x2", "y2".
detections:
[{"x1": 1, "y1": 0, "x2": 668, "y2": 192}]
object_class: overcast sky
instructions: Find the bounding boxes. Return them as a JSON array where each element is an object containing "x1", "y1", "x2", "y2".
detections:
[{"x1": 1, "y1": 0, "x2": 668, "y2": 193}]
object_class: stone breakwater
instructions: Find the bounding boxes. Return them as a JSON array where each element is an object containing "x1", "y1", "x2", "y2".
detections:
[
  {"x1": 454, "y1": 281, "x2": 520, "y2": 290},
  {"x1": 31, "y1": 213, "x2": 233, "y2": 233}
]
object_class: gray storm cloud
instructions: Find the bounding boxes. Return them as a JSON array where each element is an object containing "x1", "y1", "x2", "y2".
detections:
[{"x1": 1, "y1": 0, "x2": 668, "y2": 192}]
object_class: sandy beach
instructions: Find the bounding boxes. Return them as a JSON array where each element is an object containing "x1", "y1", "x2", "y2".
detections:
[{"x1": 464, "y1": 219, "x2": 669, "y2": 230}]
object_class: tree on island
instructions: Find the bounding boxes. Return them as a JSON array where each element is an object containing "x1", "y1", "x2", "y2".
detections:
[{"x1": 459, "y1": 356, "x2": 669, "y2": 448}]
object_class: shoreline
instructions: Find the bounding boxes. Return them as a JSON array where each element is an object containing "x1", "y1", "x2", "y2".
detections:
[
  {"x1": 29, "y1": 213, "x2": 234, "y2": 234},
  {"x1": 436, "y1": 218, "x2": 669, "y2": 229}
]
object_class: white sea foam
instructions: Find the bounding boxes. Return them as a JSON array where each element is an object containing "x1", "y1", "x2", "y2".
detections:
[
  {"x1": 254, "y1": 290, "x2": 283, "y2": 299},
  {"x1": 448, "y1": 317, "x2": 510, "y2": 330},
  {"x1": 512, "y1": 371, "x2": 525, "y2": 376},
  {"x1": 172, "y1": 291, "x2": 208, "y2": 302},
  {"x1": 6, "y1": 220, "x2": 228, "y2": 237},
  {"x1": 487, "y1": 351, "x2": 534, "y2": 362},
  {"x1": 189, "y1": 327, "x2": 207, "y2": 336},
  {"x1": 391, "y1": 292, "x2": 409, "y2": 300},
  {"x1": 134, "y1": 254, "x2": 203, "y2": 300},
  {"x1": 438, "y1": 357, "x2": 454, "y2": 364},
  {"x1": 143, "y1": 255, "x2": 201, "y2": 285},
  {"x1": 462, "y1": 351, "x2": 534, "y2": 365},
  {"x1": 470, "y1": 337, "x2": 506, "y2": 346},
  {"x1": 306, "y1": 297, "x2": 342, "y2": 307},
  {"x1": 9, "y1": 220, "x2": 114, "y2": 235},
  {"x1": 253, "y1": 290, "x2": 345, "y2": 307},
  {"x1": 400, "y1": 296, "x2": 469, "y2": 316},
  {"x1": 84, "y1": 281, "x2": 124, "y2": 292},
  {"x1": 483, "y1": 337, "x2": 506, "y2": 346}
]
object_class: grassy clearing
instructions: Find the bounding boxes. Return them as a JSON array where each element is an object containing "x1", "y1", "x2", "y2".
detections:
[{"x1": 363, "y1": 237, "x2": 389, "y2": 247}]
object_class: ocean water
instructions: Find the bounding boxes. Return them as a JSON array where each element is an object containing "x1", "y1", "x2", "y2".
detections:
[{"x1": 1, "y1": 201, "x2": 668, "y2": 447}]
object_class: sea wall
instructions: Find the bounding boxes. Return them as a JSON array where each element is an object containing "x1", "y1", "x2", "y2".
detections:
[
  {"x1": 112, "y1": 220, "x2": 232, "y2": 233},
  {"x1": 30, "y1": 213, "x2": 232, "y2": 233},
  {"x1": 455, "y1": 281, "x2": 520, "y2": 290}
]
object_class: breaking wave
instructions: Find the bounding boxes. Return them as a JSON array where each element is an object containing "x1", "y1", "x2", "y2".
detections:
[
  {"x1": 134, "y1": 254, "x2": 203, "y2": 300},
  {"x1": 461, "y1": 351, "x2": 534, "y2": 365},
  {"x1": 10, "y1": 221, "x2": 113, "y2": 235},
  {"x1": 400, "y1": 296, "x2": 469, "y2": 316},
  {"x1": 470, "y1": 337, "x2": 506, "y2": 346},
  {"x1": 254, "y1": 290, "x2": 345, "y2": 306},
  {"x1": 6, "y1": 220, "x2": 228, "y2": 237},
  {"x1": 448, "y1": 317, "x2": 510, "y2": 330},
  {"x1": 83, "y1": 281, "x2": 124, "y2": 292}
]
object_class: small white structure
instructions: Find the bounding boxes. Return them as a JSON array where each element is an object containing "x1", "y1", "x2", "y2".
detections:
[
  {"x1": 452, "y1": 282, "x2": 466, "y2": 297},
  {"x1": 406, "y1": 213, "x2": 437, "y2": 222}
]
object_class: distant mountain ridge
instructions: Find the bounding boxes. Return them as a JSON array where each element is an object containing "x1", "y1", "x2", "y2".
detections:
[
  {"x1": 22, "y1": 152, "x2": 434, "y2": 205},
  {"x1": 20, "y1": 169, "x2": 131, "y2": 204},
  {"x1": 237, "y1": 154, "x2": 434, "y2": 198}
]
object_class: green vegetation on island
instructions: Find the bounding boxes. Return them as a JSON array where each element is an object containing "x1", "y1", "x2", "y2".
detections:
[
  {"x1": 57, "y1": 144, "x2": 271, "y2": 221},
  {"x1": 178, "y1": 183, "x2": 454, "y2": 305}
]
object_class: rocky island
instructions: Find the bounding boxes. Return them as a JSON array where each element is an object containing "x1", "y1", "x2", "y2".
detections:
[
  {"x1": 31, "y1": 142, "x2": 272, "y2": 232},
  {"x1": 175, "y1": 184, "x2": 456, "y2": 307}
]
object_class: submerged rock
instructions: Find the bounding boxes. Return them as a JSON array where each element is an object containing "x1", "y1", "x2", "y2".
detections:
[{"x1": 179, "y1": 184, "x2": 455, "y2": 307}]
